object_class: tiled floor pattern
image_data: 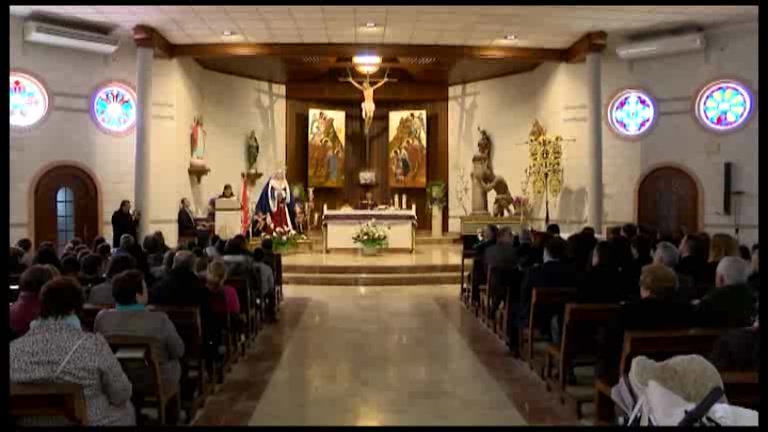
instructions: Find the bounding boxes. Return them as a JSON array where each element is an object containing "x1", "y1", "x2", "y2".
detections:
[{"x1": 193, "y1": 285, "x2": 579, "y2": 426}]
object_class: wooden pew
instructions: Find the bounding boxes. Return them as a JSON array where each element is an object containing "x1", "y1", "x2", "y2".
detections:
[
  {"x1": 150, "y1": 305, "x2": 209, "y2": 422},
  {"x1": 542, "y1": 303, "x2": 620, "y2": 418},
  {"x1": 459, "y1": 249, "x2": 475, "y2": 307},
  {"x1": 106, "y1": 335, "x2": 181, "y2": 425},
  {"x1": 81, "y1": 304, "x2": 113, "y2": 332},
  {"x1": 720, "y1": 371, "x2": 759, "y2": 411},
  {"x1": 520, "y1": 287, "x2": 578, "y2": 372},
  {"x1": 10, "y1": 382, "x2": 87, "y2": 425},
  {"x1": 227, "y1": 277, "x2": 254, "y2": 355},
  {"x1": 593, "y1": 327, "x2": 738, "y2": 424}
]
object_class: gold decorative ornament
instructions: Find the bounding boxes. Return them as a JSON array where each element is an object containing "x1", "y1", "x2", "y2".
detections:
[{"x1": 522, "y1": 120, "x2": 564, "y2": 226}]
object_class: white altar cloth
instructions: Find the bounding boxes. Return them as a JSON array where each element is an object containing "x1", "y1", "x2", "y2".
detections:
[{"x1": 322, "y1": 207, "x2": 417, "y2": 252}]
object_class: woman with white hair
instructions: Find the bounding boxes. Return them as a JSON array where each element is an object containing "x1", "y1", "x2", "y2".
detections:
[{"x1": 694, "y1": 256, "x2": 756, "y2": 328}]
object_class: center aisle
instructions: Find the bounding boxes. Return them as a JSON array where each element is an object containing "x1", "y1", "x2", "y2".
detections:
[{"x1": 192, "y1": 284, "x2": 577, "y2": 426}]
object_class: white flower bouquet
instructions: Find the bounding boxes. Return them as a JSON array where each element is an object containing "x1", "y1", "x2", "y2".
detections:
[{"x1": 352, "y1": 219, "x2": 389, "y2": 249}]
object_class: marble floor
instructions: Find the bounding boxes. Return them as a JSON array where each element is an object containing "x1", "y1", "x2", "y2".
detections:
[{"x1": 192, "y1": 284, "x2": 579, "y2": 426}]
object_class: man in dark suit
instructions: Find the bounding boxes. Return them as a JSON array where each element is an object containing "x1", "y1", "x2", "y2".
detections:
[
  {"x1": 177, "y1": 198, "x2": 197, "y2": 241},
  {"x1": 150, "y1": 251, "x2": 207, "y2": 307},
  {"x1": 111, "y1": 200, "x2": 139, "y2": 248},
  {"x1": 517, "y1": 236, "x2": 579, "y2": 342},
  {"x1": 695, "y1": 256, "x2": 756, "y2": 328},
  {"x1": 676, "y1": 234, "x2": 711, "y2": 295},
  {"x1": 485, "y1": 227, "x2": 518, "y2": 315}
]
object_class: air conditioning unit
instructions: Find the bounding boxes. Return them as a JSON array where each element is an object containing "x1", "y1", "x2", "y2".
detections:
[
  {"x1": 23, "y1": 20, "x2": 120, "y2": 54},
  {"x1": 616, "y1": 32, "x2": 706, "y2": 60}
]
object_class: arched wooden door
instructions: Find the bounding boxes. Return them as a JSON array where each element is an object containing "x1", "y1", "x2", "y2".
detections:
[
  {"x1": 34, "y1": 165, "x2": 99, "y2": 250},
  {"x1": 637, "y1": 166, "x2": 699, "y2": 238}
]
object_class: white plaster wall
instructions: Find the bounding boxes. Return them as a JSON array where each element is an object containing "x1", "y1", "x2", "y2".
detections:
[
  {"x1": 9, "y1": 16, "x2": 137, "y2": 245},
  {"x1": 9, "y1": 15, "x2": 286, "y2": 247},
  {"x1": 449, "y1": 21, "x2": 759, "y2": 245}
]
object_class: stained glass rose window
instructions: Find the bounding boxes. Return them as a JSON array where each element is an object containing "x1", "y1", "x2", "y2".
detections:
[
  {"x1": 90, "y1": 82, "x2": 137, "y2": 135},
  {"x1": 10, "y1": 71, "x2": 50, "y2": 129},
  {"x1": 607, "y1": 89, "x2": 656, "y2": 138},
  {"x1": 695, "y1": 79, "x2": 753, "y2": 132}
]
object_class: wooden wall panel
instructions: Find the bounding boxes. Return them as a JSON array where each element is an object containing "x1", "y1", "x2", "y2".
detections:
[{"x1": 286, "y1": 84, "x2": 448, "y2": 232}]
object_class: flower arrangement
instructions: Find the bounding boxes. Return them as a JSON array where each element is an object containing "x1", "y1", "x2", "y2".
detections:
[
  {"x1": 352, "y1": 219, "x2": 389, "y2": 249},
  {"x1": 264, "y1": 227, "x2": 300, "y2": 253},
  {"x1": 426, "y1": 180, "x2": 446, "y2": 209}
]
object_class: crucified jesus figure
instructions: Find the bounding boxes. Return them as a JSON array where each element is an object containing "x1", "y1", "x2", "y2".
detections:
[{"x1": 344, "y1": 68, "x2": 390, "y2": 136}]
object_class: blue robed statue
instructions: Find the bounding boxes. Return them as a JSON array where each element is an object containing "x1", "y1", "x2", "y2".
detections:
[{"x1": 255, "y1": 168, "x2": 296, "y2": 232}]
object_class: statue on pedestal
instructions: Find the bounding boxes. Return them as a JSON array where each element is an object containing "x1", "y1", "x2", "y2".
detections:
[
  {"x1": 188, "y1": 116, "x2": 210, "y2": 182},
  {"x1": 243, "y1": 130, "x2": 263, "y2": 185},
  {"x1": 470, "y1": 128, "x2": 513, "y2": 217}
]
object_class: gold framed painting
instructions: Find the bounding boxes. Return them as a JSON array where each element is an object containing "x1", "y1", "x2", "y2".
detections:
[
  {"x1": 308, "y1": 108, "x2": 345, "y2": 188},
  {"x1": 388, "y1": 110, "x2": 427, "y2": 188}
]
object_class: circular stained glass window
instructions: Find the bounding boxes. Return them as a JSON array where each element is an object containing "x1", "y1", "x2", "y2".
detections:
[
  {"x1": 695, "y1": 79, "x2": 753, "y2": 132},
  {"x1": 607, "y1": 89, "x2": 657, "y2": 138},
  {"x1": 10, "y1": 71, "x2": 50, "y2": 129},
  {"x1": 90, "y1": 82, "x2": 137, "y2": 135}
]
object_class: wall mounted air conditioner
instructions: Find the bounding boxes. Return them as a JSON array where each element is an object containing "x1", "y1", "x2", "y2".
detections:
[
  {"x1": 23, "y1": 20, "x2": 120, "y2": 54},
  {"x1": 616, "y1": 32, "x2": 706, "y2": 60}
]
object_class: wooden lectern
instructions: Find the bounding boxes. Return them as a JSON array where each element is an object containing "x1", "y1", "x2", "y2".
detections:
[{"x1": 215, "y1": 198, "x2": 241, "y2": 240}]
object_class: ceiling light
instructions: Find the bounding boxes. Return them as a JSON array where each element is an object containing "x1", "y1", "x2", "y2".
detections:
[
  {"x1": 222, "y1": 31, "x2": 235, "y2": 37},
  {"x1": 366, "y1": 22, "x2": 376, "y2": 28},
  {"x1": 352, "y1": 54, "x2": 382, "y2": 75},
  {"x1": 504, "y1": 34, "x2": 518, "y2": 40}
]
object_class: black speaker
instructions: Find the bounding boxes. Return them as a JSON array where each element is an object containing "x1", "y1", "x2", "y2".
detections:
[{"x1": 724, "y1": 162, "x2": 732, "y2": 215}]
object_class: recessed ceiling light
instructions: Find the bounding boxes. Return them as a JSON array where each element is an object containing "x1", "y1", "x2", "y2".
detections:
[
  {"x1": 504, "y1": 34, "x2": 518, "y2": 40},
  {"x1": 366, "y1": 22, "x2": 376, "y2": 28},
  {"x1": 222, "y1": 31, "x2": 235, "y2": 36}
]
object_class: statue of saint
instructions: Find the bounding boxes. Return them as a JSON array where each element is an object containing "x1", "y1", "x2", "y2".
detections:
[
  {"x1": 247, "y1": 130, "x2": 260, "y2": 172},
  {"x1": 255, "y1": 168, "x2": 296, "y2": 231},
  {"x1": 470, "y1": 128, "x2": 513, "y2": 216},
  {"x1": 190, "y1": 116, "x2": 206, "y2": 163},
  {"x1": 343, "y1": 68, "x2": 390, "y2": 136}
]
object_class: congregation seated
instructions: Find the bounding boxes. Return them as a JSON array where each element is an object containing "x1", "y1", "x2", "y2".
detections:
[
  {"x1": 94, "y1": 269, "x2": 185, "y2": 420},
  {"x1": 32, "y1": 245, "x2": 61, "y2": 271},
  {"x1": 153, "y1": 231, "x2": 171, "y2": 255},
  {"x1": 151, "y1": 249, "x2": 176, "y2": 281},
  {"x1": 653, "y1": 241, "x2": 695, "y2": 301},
  {"x1": 88, "y1": 254, "x2": 136, "y2": 305},
  {"x1": 748, "y1": 247, "x2": 759, "y2": 293},
  {"x1": 260, "y1": 238, "x2": 276, "y2": 272},
  {"x1": 150, "y1": 251, "x2": 206, "y2": 307},
  {"x1": 484, "y1": 227, "x2": 517, "y2": 314},
  {"x1": 78, "y1": 254, "x2": 106, "y2": 289},
  {"x1": 91, "y1": 235, "x2": 106, "y2": 252},
  {"x1": 10, "y1": 246, "x2": 27, "y2": 275},
  {"x1": 205, "y1": 260, "x2": 240, "y2": 315},
  {"x1": 9, "y1": 265, "x2": 55, "y2": 337},
  {"x1": 470, "y1": 224, "x2": 499, "y2": 304},
  {"x1": 596, "y1": 264, "x2": 694, "y2": 382},
  {"x1": 16, "y1": 238, "x2": 34, "y2": 267},
  {"x1": 694, "y1": 256, "x2": 755, "y2": 328},
  {"x1": 113, "y1": 234, "x2": 135, "y2": 259},
  {"x1": 702, "y1": 233, "x2": 739, "y2": 290},
  {"x1": 60, "y1": 254, "x2": 80, "y2": 278},
  {"x1": 143, "y1": 234, "x2": 164, "y2": 269},
  {"x1": 222, "y1": 235, "x2": 255, "y2": 278},
  {"x1": 252, "y1": 248, "x2": 275, "y2": 298},
  {"x1": 709, "y1": 320, "x2": 760, "y2": 372},
  {"x1": 517, "y1": 236, "x2": 580, "y2": 342},
  {"x1": 577, "y1": 240, "x2": 625, "y2": 304},
  {"x1": 96, "y1": 242, "x2": 112, "y2": 268},
  {"x1": 10, "y1": 278, "x2": 135, "y2": 426},
  {"x1": 676, "y1": 233, "x2": 711, "y2": 292}
]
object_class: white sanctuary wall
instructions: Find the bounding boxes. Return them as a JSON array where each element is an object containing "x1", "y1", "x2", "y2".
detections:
[
  {"x1": 448, "y1": 21, "x2": 758, "y2": 245},
  {"x1": 9, "y1": 15, "x2": 286, "y2": 247}
]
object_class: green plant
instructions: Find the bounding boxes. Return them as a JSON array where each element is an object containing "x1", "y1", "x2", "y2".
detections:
[
  {"x1": 426, "y1": 180, "x2": 446, "y2": 209},
  {"x1": 266, "y1": 227, "x2": 299, "y2": 253},
  {"x1": 291, "y1": 183, "x2": 306, "y2": 202}
]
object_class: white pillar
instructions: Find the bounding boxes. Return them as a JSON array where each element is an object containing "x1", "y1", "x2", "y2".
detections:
[
  {"x1": 134, "y1": 47, "x2": 153, "y2": 239},
  {"x1": 586, "y1": 52, "x2": 603, "y2": 233}
]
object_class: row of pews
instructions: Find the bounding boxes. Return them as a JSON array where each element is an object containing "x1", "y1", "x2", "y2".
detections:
[
  {"x1": 459, "y1": 253, "x2": 759, "y2": 424},
  {"x1": 10, "y1": 254, "x2": 285, "y2": 426}
]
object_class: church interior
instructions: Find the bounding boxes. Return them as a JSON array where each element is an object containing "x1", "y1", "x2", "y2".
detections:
[{"x1": 8, "y1": 5, "x2": 760, "y2": 427}]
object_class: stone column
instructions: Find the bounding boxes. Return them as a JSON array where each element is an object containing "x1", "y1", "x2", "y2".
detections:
[
  {"x1": 134, "y1": 46, "x2": 153, "y2": 239},
  {"x1": 586, "y1": 52, "x2": 603, "y2": 233}
]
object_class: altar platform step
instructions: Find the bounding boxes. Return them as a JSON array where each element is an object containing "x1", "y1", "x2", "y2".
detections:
[
  {"x1": 284, "y1": 263, "x2": 461, "y2": 274},
  {"x1": 301, "y1": 231, "x2": 460, "y2": 249},
  {"x1": 283, "y1": 272, "x2": 461, "y2": 286}
]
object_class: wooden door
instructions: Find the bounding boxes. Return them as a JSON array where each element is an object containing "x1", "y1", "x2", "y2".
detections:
[
  {"x1": 34, "y1": 165, "x2": 99, "y2": 250},
  {"x1": 637, "y1": 167, "x2": 698, "y2": 238}
]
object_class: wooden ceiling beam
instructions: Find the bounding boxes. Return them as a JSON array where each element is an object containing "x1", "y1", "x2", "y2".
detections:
[
  {"x1": 133, "y1": 25, "x2": 173, "y2": 59},
  {"x1": 172, "y1": 43, "x2": 565, "y2": 62},
  {"x1": 564, "y1": 31, "x2": 608, "y2": 63}
]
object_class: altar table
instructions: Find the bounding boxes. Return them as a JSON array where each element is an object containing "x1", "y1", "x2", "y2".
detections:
[{"x1": 322, "y1": 206, "x2": 417, "y2": 252}]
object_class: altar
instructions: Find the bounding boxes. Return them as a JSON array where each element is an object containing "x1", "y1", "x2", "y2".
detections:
[{"x1": 322, "y1": 205, "x2": 417, "y2": 252}]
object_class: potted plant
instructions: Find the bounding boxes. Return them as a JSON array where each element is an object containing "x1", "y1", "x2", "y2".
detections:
[
  {"x1": 352, "y1": 219, "x2": 389, "y2": 256},
  {"x1": 426, "y1": 181, "x2": 446, "y2": 237},
  {"x1": 266, "y1": 227, "x2": 299, "y2": 254}
]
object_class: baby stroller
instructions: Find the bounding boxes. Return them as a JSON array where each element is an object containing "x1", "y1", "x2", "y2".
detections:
[{"x1": 611, "y1": 355, "x2": 759, "y2": 426}]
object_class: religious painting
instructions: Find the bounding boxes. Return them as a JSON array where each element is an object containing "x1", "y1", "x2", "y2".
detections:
[
  {"x1": 388, "y1": 110, "x2": 427, "y2": 188},
  {"x1": 308, "y1": 108, "x2": 346, "y2": 188}
]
